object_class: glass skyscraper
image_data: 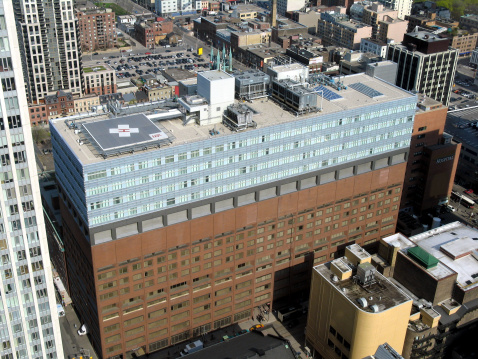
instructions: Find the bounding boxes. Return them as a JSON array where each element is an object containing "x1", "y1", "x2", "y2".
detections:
[{"x1": 0, "y1": 1, "x2": 64, "y2": 358}]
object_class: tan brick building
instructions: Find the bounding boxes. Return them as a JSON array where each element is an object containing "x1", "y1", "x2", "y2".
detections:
[
  {"x1": 74, "y1": 95, "x2": 101, "y2": 114},
  {"x1": 144, "y1": 85, "x2": 174, "y2": 101}
]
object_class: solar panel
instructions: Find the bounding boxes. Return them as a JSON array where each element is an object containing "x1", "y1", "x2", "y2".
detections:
[
  {"x1": 349, "y1": 82, "x2": 384, "y2": 98},
  {"x1": 313, "y1": 85, "x2": 343, "y2": 101}
]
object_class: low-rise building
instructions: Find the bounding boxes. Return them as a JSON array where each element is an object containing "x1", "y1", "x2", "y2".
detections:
[
  {"x1": 375, "y1": 222, "x2": 478, "y2": 358},
  {"x1": 144, "y1": 85, "x2": 174, "y2": 101},
  {"x1": 74, "y1": 95, "x2": 100, "y2": 114},
  {"x1": 237, "y1": 44, "x2": 287, "y2": 69},
  {"x1": 83, "y1": 65, "x2": 117, "y2": 96},
  {"x1": 271, "y1": 18, "x2": 309, "y2": 45},
  {"x1": 459, "y1": 14, "x2": 478, "y2": 31},
  {"x1": 28, "y1": 91, "x2": 75, "y2": 124},
  {"x1": 339, "y1": 51, "x2": 382, "y2": 74},
  {"x1": 231, "y1": 4, "x2": 262, "y2": 19},
  {"x1": 360, "y1": 37, "x2": 391, "y2": 57},
  {"x1": 76, "y1": 7, "x2": 117, "y2": 51},
  {"x1": 134, "y1": 19, "x2": 174, "y2": 48},
  {"x1": 286, "y1": 46, "x2": 328, "y2": 73}
]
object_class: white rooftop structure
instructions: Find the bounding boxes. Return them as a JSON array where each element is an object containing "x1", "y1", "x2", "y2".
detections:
[
  {"x1": 409, "y1": 222, "x2": 478, "y2": 291},
  {"x1": 382, "y1": 233, "x2": 415, "y2": 249}
]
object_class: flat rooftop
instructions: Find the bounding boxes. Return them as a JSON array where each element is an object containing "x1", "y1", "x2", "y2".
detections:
[
  {"x1": 269, "y1": 63, "x2": 307, "y2": 73},
  {"x1": 409, "y1": 222, "x2": 478, "y2": 290},
  {"x1": 445, "y1": 107, "x2": 478, "y2": 150},
  {"x1": 407, "y1": 31, "x2": 449, "y2": 43},
  {"x1": 382, "y1": 233, "x2": 415, "y2": 249},
  {"x1": 83, "y1": 65, "x2": 112, "y2": 73},
  {"x1": 315, "y1": 256, "x2": 412, "y2": 312},
  {"x1": 51, "y1": 72, "x2": 414, "y2": 165},
  {"x1": 200, "y1": 70, "x2": 234, "y2": 81}
]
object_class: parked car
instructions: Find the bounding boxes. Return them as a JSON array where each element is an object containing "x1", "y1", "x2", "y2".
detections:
[
  {"x1": 249, "y1": 324, "x2": 264, "y2": 331},
  {"x1": 446, "y1": 205, "x2": 456, "y2": 212},
  {"x1": 465, "y1": 189, "x2": 474, "y2": 194}
]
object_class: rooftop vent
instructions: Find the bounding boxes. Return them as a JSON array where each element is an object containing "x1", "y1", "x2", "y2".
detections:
[{"x1": 357, "y1": 297, "x2": 368, "y2": 308}]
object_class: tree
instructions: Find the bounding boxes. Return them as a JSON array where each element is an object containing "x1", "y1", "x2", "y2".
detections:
[{"x1": 32, "y1": 127, "x2": 50, "y2": 144}]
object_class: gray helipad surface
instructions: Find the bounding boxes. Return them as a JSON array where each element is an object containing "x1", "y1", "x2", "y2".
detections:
[{"x1": 82, "y1": 114, "x2": 168, "y2": 151}]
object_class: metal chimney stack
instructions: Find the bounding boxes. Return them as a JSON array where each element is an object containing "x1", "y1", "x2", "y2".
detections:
[{"x1": 271, "y1": 0, "x2": 277, "y2": 27}]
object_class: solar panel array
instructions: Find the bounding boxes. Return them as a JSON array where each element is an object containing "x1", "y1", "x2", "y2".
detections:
[
  {"x1": 313, "y1": 85, "x2": 343, "y2": 101},
  {"x1": 349, "y1": 82, "x2": 384, "y2": 98}
]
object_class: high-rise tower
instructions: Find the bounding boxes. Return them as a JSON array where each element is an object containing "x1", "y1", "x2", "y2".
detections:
[
  {"x1": 13, "y1": 0, "x2": 84, "y2": 103},
  {"x1": 0, "y1": 1, "x2": 64, "y2": 358}
]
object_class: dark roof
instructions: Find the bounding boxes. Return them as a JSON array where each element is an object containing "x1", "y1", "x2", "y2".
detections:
[
  {"x1": 99, "y1": 93, "x2": 124, "y2": 104},
  {"x1": 135, "y1": 91, "x2": 148, "y2": 101},
  {"x1": 152, "y1": 332, "x2": 296, "y2": 359},
  {"x1": 45, "y1": 90, "x2": 73, "y2": 103}
]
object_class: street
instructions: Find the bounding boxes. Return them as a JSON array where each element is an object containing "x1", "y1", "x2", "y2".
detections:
[{"x1": 59, "y1": 305, "x2": 98, "y2": 359}]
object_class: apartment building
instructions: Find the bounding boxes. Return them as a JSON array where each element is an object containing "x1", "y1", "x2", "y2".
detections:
[
  {"x1": 13, "y1": 0, "x2": 84, "y2": 102},
  {"x1": 0, "y1": 1, "x2": 64, "y2": 357},
  {"x1": 50, "y1": 70, "x2": 417, "y2": 359},
  {"x1": 362, "y1": 3, "x2": 398, "y2": 38},
  {"x1": 277, "y1": 0, "x2": 306, "y2": 16},
  {"x1": 387, "y1": 30, "x2": 458, "y2": 106},
  {"x1": 447, "y1": 32, "x2": 478, "y2": 56},
  {"x1": 459, "y1": 14, "x2": 478, "y2": 30},
  {"x1": 76, "y1": 7, "x2": 117, "y2": 52},
  {"x1": 156, "y1": 0, "x2": 202, "y2": 16},
  {"x1": 83, "y1": 65, "x2": 117, "y2": 96},
  {"x1": 377, "y1": 0, "x2": 412, "y2": 20},
  {"x1": 317, "y1": 12, "x2": 373, "y2": 50}
]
